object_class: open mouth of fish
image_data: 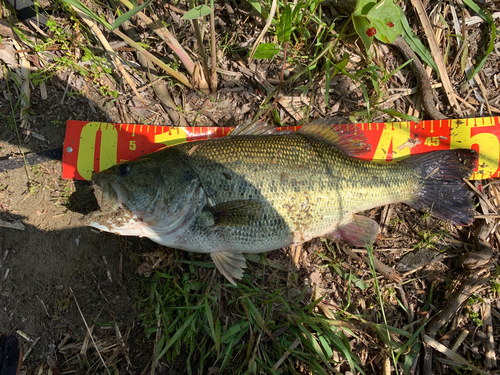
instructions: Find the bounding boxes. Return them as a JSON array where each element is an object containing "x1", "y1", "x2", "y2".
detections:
[
  {"x1": 87, "y1": 177, "x2": 141, "y2": 233},
  {"x1": 92, "y1": 176, "x2": 128, "y2": 215}
]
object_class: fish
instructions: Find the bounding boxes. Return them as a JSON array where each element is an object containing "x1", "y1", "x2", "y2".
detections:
[{"x1": 89, "y1": 119, "x2": 478, "y2": 284}]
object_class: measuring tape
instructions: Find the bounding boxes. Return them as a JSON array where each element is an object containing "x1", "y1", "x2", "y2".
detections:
[{"x1": 62, "y1": 117, "x2": 500, "y2": 181}]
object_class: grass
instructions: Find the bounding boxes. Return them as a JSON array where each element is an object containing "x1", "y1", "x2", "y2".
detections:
[{"x1": 134, "y1": 251, "x2": 364, "y2": 374}]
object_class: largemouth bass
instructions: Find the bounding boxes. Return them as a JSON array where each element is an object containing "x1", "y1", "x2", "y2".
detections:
[{"x1": 89, "y1": 120, "x2": 478, "y2": 284}]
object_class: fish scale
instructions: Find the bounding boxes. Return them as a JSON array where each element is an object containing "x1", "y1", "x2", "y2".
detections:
[
  {"x1": 178, "y1": 133, "x2": 416, "y2": 243},
  {"x1": 89, "y1": 119, "x2": 477, "y2": 285}
]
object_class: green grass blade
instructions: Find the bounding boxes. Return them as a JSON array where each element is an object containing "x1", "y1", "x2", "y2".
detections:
[
  {"x1": 61, "y1": 0, "x2": 111, "y2": 29},
  {"x1": 157, "y1": 312, "x2": 197, "y2": 359},
  {"x1": 296, "y1": 323, "x2": 334, "y2": 371},
  {"x1": 402, "y1": 341, "x2": 421, "y2": 375},
  {"x1": 111, "y1": 0, "x2": 152, "y2": 30},
  {"x1": 461, "y1": 0, "x2": 496, "y2": 79},
  {"x1": 400, "y1": 8, "x2": 438, "y2": 74},
  {"x1": 243, "y1": 297, "x2": 274, "y2": 339},
  {"x1": 277, "y1": 5, "x2": 292, "y2": 43},
  {"x1": 204, "y1": 297, "x2": 219, "y2": 354},
  {"x1": 182, "y1": 5, "x2": 213, "y2": 20},
  {"x1": 219, "y1": 323, "x2": 250, "y2": 372}
]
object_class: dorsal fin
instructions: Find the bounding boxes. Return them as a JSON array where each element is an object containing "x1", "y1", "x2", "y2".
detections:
[
  {"x1": 297, "y1": 118, "x2": 371, "y2": 157},
  {"x1": 229, "y1": 120, "x2": 279, "y2": 136}
]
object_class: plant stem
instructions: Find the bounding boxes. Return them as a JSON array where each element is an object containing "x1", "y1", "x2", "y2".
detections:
[
  {"x1": 188, "y1": 0, "x2": 210, "y2": 89},
  {"x1": 209, "y1": 0, "x2": 217, "y2": 92},
  {"x1": 113, "y1": 29, "x2": 192, "y2": 88},
  {"x1": 119, "y1": 0, "x2": 195, "y2": 76}
]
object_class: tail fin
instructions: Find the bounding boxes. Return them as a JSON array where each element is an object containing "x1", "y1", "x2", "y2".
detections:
[{"x1": 403, "y1": 149, "x2": 478, "y2": 226}]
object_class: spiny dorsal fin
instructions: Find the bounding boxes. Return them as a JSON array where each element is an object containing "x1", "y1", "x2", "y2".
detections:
[
  {"x1": 229, "y1": 121, "x2": 279, "y2": 136},
  {"x1": 297, "y1": 118, "x2": 371, "y2": 157},
  {"x1": 211, "y1": 251, "x2": 247, "y2": 285}
]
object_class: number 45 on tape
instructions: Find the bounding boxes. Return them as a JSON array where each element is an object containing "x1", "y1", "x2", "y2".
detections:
[{"x1": 62, "y1": 117, "x2": 500, "y2": 181}]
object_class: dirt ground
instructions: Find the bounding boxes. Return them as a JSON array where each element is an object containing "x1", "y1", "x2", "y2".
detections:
[
  {"x1": 0, "y1": 81, "x2": 159, "y2": 373},
  {"x1": 0, "y1": 1, "x2": 499, "y2": 374}
]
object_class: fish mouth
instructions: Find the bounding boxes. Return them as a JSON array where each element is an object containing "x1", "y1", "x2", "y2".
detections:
[{"x1": 92, "y1": 175, "x2": 128, "y2": 214}]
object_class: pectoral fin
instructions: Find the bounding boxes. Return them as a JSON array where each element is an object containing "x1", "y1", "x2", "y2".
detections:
[
  {"x1": 211, "y1": 251, "x2": 247, "y2": 285},
  {"x1": 202, "y1": 200, "x2": 268, "y2": 227},
  {"x1": 326, "y1": 214, "x2": 379, "y2": 247}
]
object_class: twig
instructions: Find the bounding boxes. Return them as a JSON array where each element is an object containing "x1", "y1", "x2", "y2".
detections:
[
  {"x1": 12, "y1": 39, "x2": 31, "y2": 129},
  {"x1": 164, "y1": 3, "x2": 187, "y2": 15},
  {"x1": 60, "y1": 70, "x2": 74, "y2": 105},
  {"x1": 423, "y1": 267, "x2": 490, "y2": 374},
  {"x1": 423, "y1": 335, "x2": 490, "y2": 375},
  {"x1": 188, "y1": 0, "x2": 210, "y2": 92},
  {"x1": 272, "y1": 339, "x2": 300, "y2": 371},
  {"x1": 463, "y1": 178, "x2": 499, "y2": 214},
  {"x1": 209, "y1": 0, "x2": 218, "y2": 92},
  {"x1": 410, "y1": 0, "x2": 463, "y2": 117},
  {"x1": 450, "y1": 329, "x2": 469, "y2": 352},
  {"x1": 113, "y1": 29, "x2": 192, "y2": 89},
  {"x1": 150, "y1": 316, "x2": 162, "y2": 375},
  {"x1": 21, "y1": 336, "x2": 39, "y2": 362},
  {"x1": 389, "y1": 36, "x2": 446, "y2": 119},
  {"x1": 482, "y1": 299, "x2": 496, "y2": 369},
  {"x1": 0, "y1": 219, "x2": 25, "y2": 230},
  {"x1": 70, "y1": 287, "x2": 111, "y2": 375},
  {"x1": 70, "y1": 5, "x2": 147, "y2": 106},
  {"x1": 379, "y1": 205, "x2": 393, "y2": 235},
  {"x1": 341, "y1": 244, "x2": 402, "y2": 283},
  {"x1": 119, "y1": 0, "x2": 195, "y2": 76}
]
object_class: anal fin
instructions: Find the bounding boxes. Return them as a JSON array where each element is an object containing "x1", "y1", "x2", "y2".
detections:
[
  {"x1": 211, "y1": 251, "x2": 247, "y2": 285},
  {"x1": 326, "y1": 214, "x2": 379, "y2": 248}
]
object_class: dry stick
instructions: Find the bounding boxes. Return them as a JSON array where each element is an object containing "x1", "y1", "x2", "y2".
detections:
[
  {"x1": 410, "y1": 0, "x2": 463, "y2": 117},
  {"x1": 463, "y1": 178, "x2": 499, "y2": 214},
  {"x1": 422, "y1": 267, "x2": 490, "y2": 375},
  {"x1": 12, "y1": 39, "x2": 31, "y2": 129},
  {"x1": 272, "y1": 339, "x2": 300, "y2": 371},
  {"x1": 389, "y1": 37, "x2": 446, "y2": 120},
  {"x1": 423, "y1": 335, "x2": 491, "y2": 375},
  {"x1": 259, "y1": 43, "x2": 289, "y2": 122},
  {"x1": 70, "y1": 287, "x2": 111, "y2": 375},
  {"x1": 164, "y1": 3, "x2": 186, "y2": 15},
  {"x1": 471, "y1": 67, "x2": 493, "y2": 115},
  {"x1": 113, "y1": 29, "x2": 192, "y2": 88},
  {"x1": 450, "y1": 329, "x2": 469, "y2": 352},
  {"x1": 124, "y1": 23, "x2": 185, "y2": 126},
  {"x1": 482, "y1": 299, "x2": 497, "y2": 369},
  {"x1": 119, "y1": 0, "x2": 194, "y2": 76},
  {"x1": 188, "y1": 0, "x2": 211, "y2": 92},
  {"x1": 150, "y1": 316, "x2": 162, "y2": 375},
  {"x1": 21, "y1": 336, "x2": 40, "y2": 362},
  {"x1": 70, "y1": 5, "x2": 147, "y2": 106},
  {"x1": 61, "y1": 70, "x2": 74, "y2": 104},
  {"x1": 0, "y1": 219, "x2": 25, "y2": 230},
  {"x1": 340, "y1": 244, "x2": 402, "y2": 283},
  {"x1": 209, "y1": 9, "x2": 218, "y2": 92}
]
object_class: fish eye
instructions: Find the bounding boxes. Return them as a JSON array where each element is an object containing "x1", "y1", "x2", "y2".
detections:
[{"x1": 118, "y1": 164, "x2": 130, "y2": 176}]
